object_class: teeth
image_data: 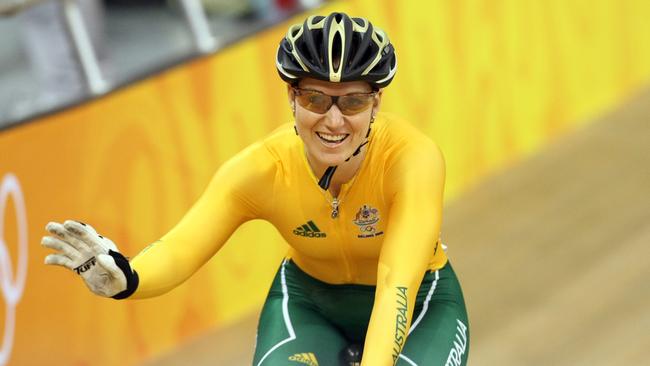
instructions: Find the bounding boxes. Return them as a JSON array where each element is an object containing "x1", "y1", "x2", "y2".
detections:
[{"x1": 317, "y1": 132, "x2": 347, "y2": 142}]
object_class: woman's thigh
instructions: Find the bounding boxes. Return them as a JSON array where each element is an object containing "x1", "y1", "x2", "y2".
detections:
[{"x1": 253, "y1": 262, "x2": 349, "y2": 366}]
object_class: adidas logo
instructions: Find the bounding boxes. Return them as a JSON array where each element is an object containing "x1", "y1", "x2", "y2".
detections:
[
  {"x1": 288, "y1": 352, "x2": 319, "y2": 366},
  {"x1": 292, "y1": 220, "x2": 326, "y2": 238}
]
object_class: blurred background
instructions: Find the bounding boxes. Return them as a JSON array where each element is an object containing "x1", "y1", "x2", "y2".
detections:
[{"x1": 0, "y1": 0, "x2": 648, "y2": 365}]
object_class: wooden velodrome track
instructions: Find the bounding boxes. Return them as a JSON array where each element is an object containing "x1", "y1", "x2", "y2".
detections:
[{"x1": 144, "y1": 89, "x2": 650, "y2": 365}]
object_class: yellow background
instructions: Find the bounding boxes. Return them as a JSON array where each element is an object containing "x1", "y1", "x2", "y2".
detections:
[{"x1": 0, "y1": 1, "x2": 649, "y2": 364}]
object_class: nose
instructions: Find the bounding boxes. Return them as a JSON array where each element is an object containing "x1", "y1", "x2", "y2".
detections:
[{"x1": 324, "y1": 103, "x2": 345, "y2": 129}]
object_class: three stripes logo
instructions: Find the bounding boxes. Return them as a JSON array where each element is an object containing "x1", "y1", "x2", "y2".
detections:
[
  {"x1": 288, "y1": 352, "x2": 319, "y2": 366},
  {"x1": 292, "y1": 220, "x2": 326, "y2": 238}
]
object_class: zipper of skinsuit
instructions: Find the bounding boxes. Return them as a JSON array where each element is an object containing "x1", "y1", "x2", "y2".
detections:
[{"x1": 326, "y1": 186, "x2": 355, "y2": 282}]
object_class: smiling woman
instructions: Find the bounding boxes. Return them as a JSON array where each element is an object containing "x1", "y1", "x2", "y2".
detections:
[
  {"x1": 291, "y1": 78, "x2": 381, "y2": 195},
  {"x1": 42, "y1": 11, "x2": 468, "y2": 366}
]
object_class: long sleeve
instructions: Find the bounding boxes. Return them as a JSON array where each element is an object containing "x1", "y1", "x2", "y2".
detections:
[
  {"x1": 361, "y1": 141, "x2": 445, "y2": 365},
  {"x1": 129, "y1": 142, "x2": 276, "y2": 299}
]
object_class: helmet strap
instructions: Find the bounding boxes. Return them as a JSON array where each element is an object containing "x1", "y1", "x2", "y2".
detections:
[
  {"x1": 365, "y1": 113, "x2": 375, "y2": 138},
  {"x1": 292, "y1": 100, "x2": 298, "y2": 135}
]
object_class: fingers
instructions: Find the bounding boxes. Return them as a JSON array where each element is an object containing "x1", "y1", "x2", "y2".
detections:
[
  {"x1": 45, "y1": 221, "x2": 71, "y2": 240},
  {"x1": 62, "y1": 220, "x2": 95, "y2": 240},
  {"x1": 44, "y1": 254, "x2": 75, "y2": 270},
  {"x1": 63, "y1": 220, "x2": 110, "y2": 254},
  {"x1": 41, "y1": 236, "x2": 80, "y2": 260},
  {"x1": 45, "y1": 221, "x2": 88, "y2": 251}
]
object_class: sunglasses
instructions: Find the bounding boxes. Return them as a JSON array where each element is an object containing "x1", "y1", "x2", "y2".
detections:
[{"x1": 292, "y1": 87, "x2": 377, "y2": 115}]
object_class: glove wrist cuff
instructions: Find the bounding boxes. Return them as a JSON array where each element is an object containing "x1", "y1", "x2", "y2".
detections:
[{"x1": 108, "y1": 250, "x2": 139, "y2": 299}]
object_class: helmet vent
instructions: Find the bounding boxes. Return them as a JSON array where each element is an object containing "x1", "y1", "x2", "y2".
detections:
[{"x1": 331, "y1": 31, "x2": 343, "y2": 72}]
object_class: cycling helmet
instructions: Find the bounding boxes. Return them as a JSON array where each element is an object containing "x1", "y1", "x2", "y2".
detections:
[{"x1": 276, "y1": 12, "x2": 397, "y2": 89}]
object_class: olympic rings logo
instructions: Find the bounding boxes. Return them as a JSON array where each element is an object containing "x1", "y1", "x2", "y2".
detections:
[{"x1": 0, "y1": 173, "x2": 28, "y2": 365}]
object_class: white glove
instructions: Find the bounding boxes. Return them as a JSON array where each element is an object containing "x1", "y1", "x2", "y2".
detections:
[{"x1": 42, "y1": 220, "x2": 138, "y2": 298}]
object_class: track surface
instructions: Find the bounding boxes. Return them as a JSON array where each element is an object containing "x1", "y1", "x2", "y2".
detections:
[{"x1": 145, "y1": 89, "x2": 650, "y2": 365}]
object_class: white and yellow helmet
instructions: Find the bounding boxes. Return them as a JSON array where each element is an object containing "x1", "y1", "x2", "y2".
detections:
[{"x1": 276, "y1": 12, "x2": 397, "y2": 89}]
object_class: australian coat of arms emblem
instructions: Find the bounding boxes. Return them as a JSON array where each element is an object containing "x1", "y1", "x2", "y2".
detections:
[{"x1": 353, "y1": 204, "x2": 384, "y2": 238}]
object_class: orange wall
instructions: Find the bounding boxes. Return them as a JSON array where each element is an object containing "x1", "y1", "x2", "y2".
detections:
[{"x1": 1, "y1": 1, "x2": 649, "y2": 365}]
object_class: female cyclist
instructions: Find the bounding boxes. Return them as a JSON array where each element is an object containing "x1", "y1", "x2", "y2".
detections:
[{"x1": 42, "y1": 12, "x2": 469, "y2": 366}]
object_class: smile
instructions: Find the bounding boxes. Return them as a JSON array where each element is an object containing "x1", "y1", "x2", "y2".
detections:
[{"x1": 316, "y1": 132, "x2": 349, "y2": 145}]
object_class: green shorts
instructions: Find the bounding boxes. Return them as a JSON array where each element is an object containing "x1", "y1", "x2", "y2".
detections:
[{"x1": 253, "y1": 260, "x2": 469, "y2": 366}]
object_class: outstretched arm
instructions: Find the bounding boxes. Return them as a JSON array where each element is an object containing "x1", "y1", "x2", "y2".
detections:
[{"x1": 43, "y1": 142, "x2": 276, "y2": 299}]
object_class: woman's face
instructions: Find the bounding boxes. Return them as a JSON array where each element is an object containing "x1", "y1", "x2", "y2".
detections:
[{"x1": 289, "y1": 78, "x2": 382, "y2": 168}]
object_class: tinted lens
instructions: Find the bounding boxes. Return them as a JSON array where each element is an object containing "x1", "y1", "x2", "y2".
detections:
[
  {"x1": 338, "y1": 94, "x2": 375, "y2": 115},
  {"x1": 295, "y1": 91, "x2": 332, "y2": 113}
]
